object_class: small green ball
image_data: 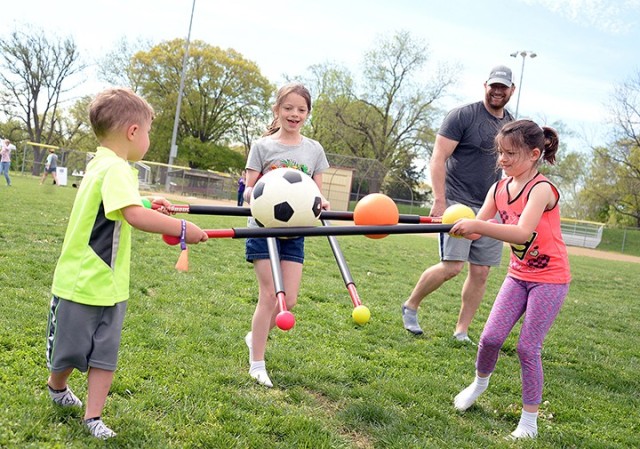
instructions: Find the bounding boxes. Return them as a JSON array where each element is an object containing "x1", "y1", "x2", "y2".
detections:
[{"x1": 141, "y1": 198, "x2": 152, "y2": 209}]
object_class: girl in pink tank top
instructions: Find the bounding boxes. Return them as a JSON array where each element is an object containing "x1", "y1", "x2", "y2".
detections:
[{"x1": 449, "y1": 119, "x2": 571, "y2": 440}]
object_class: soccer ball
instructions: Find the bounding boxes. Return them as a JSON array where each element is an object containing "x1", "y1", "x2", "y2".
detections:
[{"x1": 250, "y1": 168, "x2": 323, "y2": 227}]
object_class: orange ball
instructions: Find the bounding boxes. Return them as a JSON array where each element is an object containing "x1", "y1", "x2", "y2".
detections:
[{"x1": 353, "y1": 193, "x2": 400, "y2": 239}]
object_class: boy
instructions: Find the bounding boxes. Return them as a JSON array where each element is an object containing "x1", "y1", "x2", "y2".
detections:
[{"x1": 45, "y1": 88, "x2": 208, "y2": 439}]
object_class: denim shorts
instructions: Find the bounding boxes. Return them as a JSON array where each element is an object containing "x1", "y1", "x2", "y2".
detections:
[{"x1": 245, "y1": 237, "x2": 305, "y2": 264}]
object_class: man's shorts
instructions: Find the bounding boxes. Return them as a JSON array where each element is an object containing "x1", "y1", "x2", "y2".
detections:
[
  {"x1": 46, "y1": 296, "x2": 127, "y2": 372},
  {"x1": 439, "y1": 202, "x2": 503, "y2": 266},
  {"x1": 245, "y1": 237, "x2": 305, "y2": 264}
]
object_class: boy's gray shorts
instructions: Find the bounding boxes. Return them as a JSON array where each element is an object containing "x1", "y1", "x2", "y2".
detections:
[{"x1": 46, "y1": 295, "x2": 127, "y2": 372}]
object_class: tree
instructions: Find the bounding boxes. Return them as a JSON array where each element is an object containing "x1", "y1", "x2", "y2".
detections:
[
  {"x1": 97, "y1": 37, "x2": 150, "y2": 92},
  {"x1": 0, "y1": 26, "x2": 86, "y2": 173},
  {"x1": 543, "y1": 150, "x2": 589, "y2": 218},
  {"x1": 178, "y1": 136, "x2": 244, "y2": 172},
  {"x1": 53, "y1": 95, "x2": 98, "y2": 151},
  {"x1": 580, "y1": 71, "x2": 640, "y2": 226},
  {"x1": 129, "y1": 39, "x2": 273, "y2": 167},
  {"x1": 306, "y1": 31, "x2": 457, "y2": 193},
  {"x1": 536, "y1": 120, "x2": 590, "y2": 218}
]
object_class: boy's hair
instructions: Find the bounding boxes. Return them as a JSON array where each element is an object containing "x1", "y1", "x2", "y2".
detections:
[{"x1": 89, "y1": 88, "x2": 155, "y2": 139}]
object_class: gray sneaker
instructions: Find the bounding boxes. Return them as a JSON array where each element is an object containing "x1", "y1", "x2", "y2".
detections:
[
  {"x1": 48, "y1": 385, "x2": 83, "y2": 407},
  {"x1": 453, "y1": 332, "x2": 476, "y2": 345},
  {"x1": 85, "y1": 418, "x2": 117, "y2": 439},
  {"x1": 401, "y1": 305, "x2": 424, "y2": 335}
]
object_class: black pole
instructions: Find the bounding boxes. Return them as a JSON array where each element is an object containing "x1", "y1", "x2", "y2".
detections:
[{"x1": 229, "y1": 224, "x2": 453, "y2": 239}]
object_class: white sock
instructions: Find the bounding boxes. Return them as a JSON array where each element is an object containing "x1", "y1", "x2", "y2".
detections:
[
  {"x1": 510, "y1": 409, "x2": 538, "y2": 439},
  {"x1": 249, "y1": 361, "x2": 273, "y2": 388},
  {"x1": 454, "y1": 374, "x2": 490, "y2": 411}
]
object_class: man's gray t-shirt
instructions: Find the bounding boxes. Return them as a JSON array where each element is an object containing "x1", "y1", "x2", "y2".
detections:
[{"x1": 438, "y1": 101, "x2": 513, "y2": 208}]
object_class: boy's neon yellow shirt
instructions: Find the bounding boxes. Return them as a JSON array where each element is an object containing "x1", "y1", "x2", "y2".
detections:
[{"x1": 52, "y1": 147, "x2": 142, "y2": 306}]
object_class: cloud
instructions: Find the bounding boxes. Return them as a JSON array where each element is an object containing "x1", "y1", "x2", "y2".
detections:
[{"x1": 522, "y1": 0, "x2": 640, "y2": 34}]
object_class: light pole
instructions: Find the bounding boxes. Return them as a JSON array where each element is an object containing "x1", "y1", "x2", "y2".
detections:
[
  {"x1": 167, "y1": 0, "x2": 196, "y2": 188},
  {"x1": 509, "y1": 50, "x2": 537, "y2": 118}
]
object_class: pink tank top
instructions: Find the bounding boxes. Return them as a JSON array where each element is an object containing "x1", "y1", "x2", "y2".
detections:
[{"x1": 494, "y1": 173, "x2": 571, "y2": 283}]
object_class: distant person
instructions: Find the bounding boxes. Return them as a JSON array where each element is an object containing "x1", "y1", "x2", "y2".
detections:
[
  {"x1": 40, "y1": 148, "x2": 59, "y2": 185},
  {"x1": 450, "y1": 120, "x2": 571, "y2": 440},
  {"x1": 1, "y1": 138, "x2": 12, "y2": 186},
  {"x1": 237, "y1": 170, "x2": 246, "y2": 206},
  {"x1": 243, "y1": 83, "x2": 329, "y2": 388},
  {"x1": 401, "y1": 65, "x2": 515, "y2": 343},
  {"x1": 45, "y1": 87, "x2": 208, "y2": 440}
]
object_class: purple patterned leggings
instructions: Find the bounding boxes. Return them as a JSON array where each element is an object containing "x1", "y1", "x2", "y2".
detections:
[{"x1": 476, "y1": 276, "x2": 569, "y2": 405}]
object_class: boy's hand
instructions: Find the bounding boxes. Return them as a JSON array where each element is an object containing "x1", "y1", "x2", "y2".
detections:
[
  {"x1": 148, "y1": 196, "x2": 174, "y2": 215},
  {"x1": 185, "y1": 221, "x2": 208, "y2": 243}
]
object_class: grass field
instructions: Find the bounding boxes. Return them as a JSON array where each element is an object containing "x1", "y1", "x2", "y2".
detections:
[{"x1": 1, "y1": 174, "x2": 639, "y2": 448}]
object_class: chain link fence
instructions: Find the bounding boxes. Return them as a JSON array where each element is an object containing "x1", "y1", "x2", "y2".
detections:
[{"x1": 15, "y1": 143, "x2": 639, "y2": 254}]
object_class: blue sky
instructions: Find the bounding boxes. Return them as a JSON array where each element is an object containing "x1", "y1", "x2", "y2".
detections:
[{"x1": 3, "y1": 0, "x2": 640, "y2": 152}]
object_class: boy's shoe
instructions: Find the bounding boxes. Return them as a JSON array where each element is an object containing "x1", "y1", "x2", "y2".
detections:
[
  {"x1": 48, "y1": 385, "x2": 83, "y2": 407},
  {"x1": 84, "y1": 418, "x2": 117, "y2": 439},
  {"x1": 401, "y1": 305, "x2": 424, "y2": 335}
]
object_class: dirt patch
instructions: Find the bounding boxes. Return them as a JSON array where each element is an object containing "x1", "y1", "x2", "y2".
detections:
[
  {"x1": 150, "y1": 193, "x2": 640, "y2": 264},
  {"x1": 564, "y1": 245, "x2": 640, "y2": 264}
]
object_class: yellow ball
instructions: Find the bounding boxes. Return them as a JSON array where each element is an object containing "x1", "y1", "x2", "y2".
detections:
[
  {"x1": 352, "y1": 305, "x2": 371, "y2": 325},
  {"x1": 442, "y1": 204, "x2": 476, "y2": 224}
]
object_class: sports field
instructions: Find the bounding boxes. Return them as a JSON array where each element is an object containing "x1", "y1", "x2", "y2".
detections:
[{"x1": 0, "y1": 175, "x2": 638, "y2": 448}]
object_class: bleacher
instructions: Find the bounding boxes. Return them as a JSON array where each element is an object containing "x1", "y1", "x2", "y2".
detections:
[{"x1": 560, "y1": 218, "x2": 604, "y2": 249}]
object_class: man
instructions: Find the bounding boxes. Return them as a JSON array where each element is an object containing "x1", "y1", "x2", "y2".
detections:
[
  {"x1": 401, "y1": 65, "x2": 516, "y2": 343},
  {"x1": 40, "y1": 148, "x2": 59, "y2": 185}
]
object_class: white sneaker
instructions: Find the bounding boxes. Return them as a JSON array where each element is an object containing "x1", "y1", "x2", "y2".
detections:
[
  {"x1": 84, "y1": 418, "x2": 117, "y2": 439},
  {"x1": 48, "y1": 385, "x2": 83, "y2": 407}
]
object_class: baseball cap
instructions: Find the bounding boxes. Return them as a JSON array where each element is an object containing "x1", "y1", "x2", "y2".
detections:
[{"x1": 487, "y1": 65, "x2": 513, "y2": 86}]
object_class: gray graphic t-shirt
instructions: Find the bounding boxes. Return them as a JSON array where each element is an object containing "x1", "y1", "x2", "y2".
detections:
[{"x1": 438, "y1": 101, "x2": 513, "y2": 207}]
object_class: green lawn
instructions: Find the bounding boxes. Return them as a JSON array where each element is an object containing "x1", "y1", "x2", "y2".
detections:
[{"x1": 1, "y1": 174, "x2": 638, "y2": 448}]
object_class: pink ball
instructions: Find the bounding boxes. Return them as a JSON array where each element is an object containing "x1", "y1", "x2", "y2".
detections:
[{"x1": 275, "y1": 311, "x2": 296, "y2": 331}]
